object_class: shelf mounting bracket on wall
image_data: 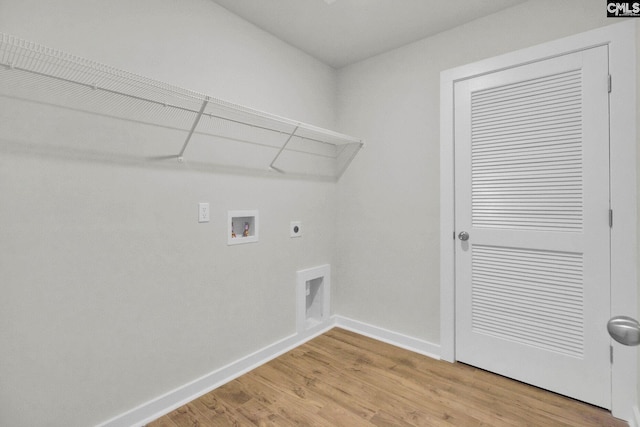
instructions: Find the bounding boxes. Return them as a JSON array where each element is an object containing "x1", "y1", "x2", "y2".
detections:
[
  {"x1": 0, "y1": 32, "x2": 363, "y2": 179},
  {"x1": 177, "y1": 96, "x2": 210, "y2": 162},
  {"x1": 269, "y1": 125, "x2": 299, "y2": 173}
]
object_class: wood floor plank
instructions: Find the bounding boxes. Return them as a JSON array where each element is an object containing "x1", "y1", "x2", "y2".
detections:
[
  {"x1": 316, "y1": 329, "x2": 616, "y2": 426},
  {"x1": 146, "y1": 416, "x2": 178, "y2": 427},
  {"x1": 234, "y1": 398, "x2": 295, "y2": 427},
  {"x1": 237, "y1": 370, "x2": 333, "y2": 426},
  {"x1": 304, "y1": 333, "x2": 490, "y2": 425},
  {"x1": 268, "y1": 356, "x2": 378, "y2": 419},
  {"x1": 277, "y1": 347, "x2": 469, "y2": 426},
  {"x1": 189, "y1": 391, "x2": 252, "y2": 426},
  {"x1": 147, "y1": 328, "x2": 627, "y2": 427},
  {"x1": 167, "y1": 403, "x2": 208, "y2": 427}
]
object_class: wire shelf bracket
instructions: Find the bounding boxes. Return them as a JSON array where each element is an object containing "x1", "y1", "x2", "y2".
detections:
[
  {"x1": 269, "y1": 125, "x2": 299, "y2": 173},
  {"x1": 178, "y1": 96, "x2": 210, "y2": 162},
  {"x1": 0, "y1": 33, "x2": 364, "y2": 180}
]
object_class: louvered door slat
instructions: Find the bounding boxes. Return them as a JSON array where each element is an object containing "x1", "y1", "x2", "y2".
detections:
[
  {"x1": 472, "y1": 76, "x2": 581, "y2": 107},
  {"x1": 472, "y1": 102, "x2": 582, "y2": 122},
  {"x1": 471, "y1": 69, "x2": 583, "y2": 231},
  {"x1": 471, "y1": 244, "x2": 584, "y2": 357},
  {"x1": 473, "y1": 97, "x2": 583, "y2": 119},
  {"x1": 471, "y1": 72, "x2": 581, "y2": 98},
  {"x1": 472, "y1": 134, "x2": 581, "y2": 149}
]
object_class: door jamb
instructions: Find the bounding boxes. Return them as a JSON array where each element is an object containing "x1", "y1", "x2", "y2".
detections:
[{"x1": 439, "y1": 21, "x2": 637, "y2": 421}]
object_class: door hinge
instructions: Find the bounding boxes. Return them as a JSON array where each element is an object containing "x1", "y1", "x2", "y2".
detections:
[
  {"x1": 608, "y1": 74, "x2": 612, "y2": 93},
  {"x1": 609, "y1": 209, "x2": 613, "y2": 228}
]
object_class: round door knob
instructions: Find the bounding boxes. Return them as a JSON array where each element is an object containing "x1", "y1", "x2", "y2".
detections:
[
  {"x1": 458, "y1": 231, "x2": 469, "y2": 241},
  {"x1": 608, "y1": 316, "x2": 640, "y2": 346}
]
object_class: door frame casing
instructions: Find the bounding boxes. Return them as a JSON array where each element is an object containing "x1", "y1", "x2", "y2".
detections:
[{"x1": 440, "y1": 21, "x2": 637, "y2": 420}]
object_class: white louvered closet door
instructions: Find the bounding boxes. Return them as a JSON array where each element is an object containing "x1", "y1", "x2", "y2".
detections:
[{"x1": 454, "y1": 46, "x2": 611, "y2": 409}]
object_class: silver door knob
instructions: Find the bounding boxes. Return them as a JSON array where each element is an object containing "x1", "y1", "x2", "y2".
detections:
[
  {"x1": 607, "y1": 316, "x2": 640, "y2": 346},
  {"x1": 458, "y1": 231, "x2": 469, "y2": 241}
]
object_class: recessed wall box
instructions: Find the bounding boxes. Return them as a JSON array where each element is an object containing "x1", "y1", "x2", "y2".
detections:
[
  {"x1": 297, "y1": 265, "x2": 331, "y2": 333},
  {"x1": 228, "y1": 210, "x2": 259, "y2": 245}
]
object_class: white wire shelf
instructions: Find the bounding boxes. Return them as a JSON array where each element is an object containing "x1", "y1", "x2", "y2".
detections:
[{"x1": 0, "y1": 33, "x2": 363, "y2": 179}]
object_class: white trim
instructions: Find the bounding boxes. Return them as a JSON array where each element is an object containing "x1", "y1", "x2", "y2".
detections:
[
  {"x1": 439, "y1": 60, "x2": 456, "y2": 364},
  {"x1": 440, "y1": 20, "x2": 637, "y2": 421},
  {"x1": 97, "y1": 316, "x2": 442, "y2": 427},
  {"x1": 334, "y1": 315, "x2": 441, "y2": 360},
  {"x1": 606, "y1": 19, "x2": 638, "y2": 424},
  {"x1": 96, "y1": 325, "x2": 333, "y2": 427},
  {"x1": 627, "y1": 405, "x2": 640, "y2": 427},
  {"x1": 632, "y1": 405, "x2": 640, "y2": 427}
]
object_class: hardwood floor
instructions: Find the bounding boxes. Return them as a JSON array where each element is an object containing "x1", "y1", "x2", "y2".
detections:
[{"x1": 147, "y1": 328, "x2": 627, "y2": 426}]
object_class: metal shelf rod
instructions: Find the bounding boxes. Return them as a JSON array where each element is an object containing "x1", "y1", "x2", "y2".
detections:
[
  {"x1": 0, "y1": 32, "x2": 364, "y2": 179},
  {"x1": 269, "y1": 125, "x2": 299, "y2": 172},
  {"x1": 1, "y1": 62, "x2": 201, "y2": 112},
  {"x1": 1, "y1": 62, "x2": 354, "y2": 149},
  {"x1": 178, "y1": 96, "x2": 209, "y2": 161}
]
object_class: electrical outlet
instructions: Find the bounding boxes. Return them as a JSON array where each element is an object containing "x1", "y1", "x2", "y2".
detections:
[
  {"x1": 290, "y1": 221, "x2": 302, "y2": 238},
  {"x1": 198, "y1": 203, "x2": 210, "y2": 223}
]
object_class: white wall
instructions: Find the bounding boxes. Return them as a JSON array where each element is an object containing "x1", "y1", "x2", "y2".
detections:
[
  {"x1": 2, "y1": 0, "x2": 639, "y2": 425},
  {"x1": 335, "y1": 0, "x2": 633, "y2": 345},
  {"x1": 336, "y1": 2, "x2": 640, "y2": 417},
  {"x1": 0, "y1": 1, "x2": 339, "y2": 426}
]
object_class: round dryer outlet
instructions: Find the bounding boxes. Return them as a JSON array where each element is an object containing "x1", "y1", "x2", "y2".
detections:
[{"x1": 290, "y1": 221, "x2": 302, "y2": 238}]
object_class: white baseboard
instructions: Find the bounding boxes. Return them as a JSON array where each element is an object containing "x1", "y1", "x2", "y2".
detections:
[
  {"x1": 97, "y1": 317, "x2": 440, "y2": 427},
  {"x1": 333, "y1": 315, "x2": 441, "y2": 360},
  {"x1": 631, "y1": 405, "x2": 640, "y2": 427},
  {"x1": 96, "y1": 323, "x2": 333, "y2": 427}
]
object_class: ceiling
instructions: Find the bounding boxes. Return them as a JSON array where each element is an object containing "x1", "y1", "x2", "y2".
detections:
[{"x1": 211, "y1": 0, "x2": 528, "y2": 68}]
